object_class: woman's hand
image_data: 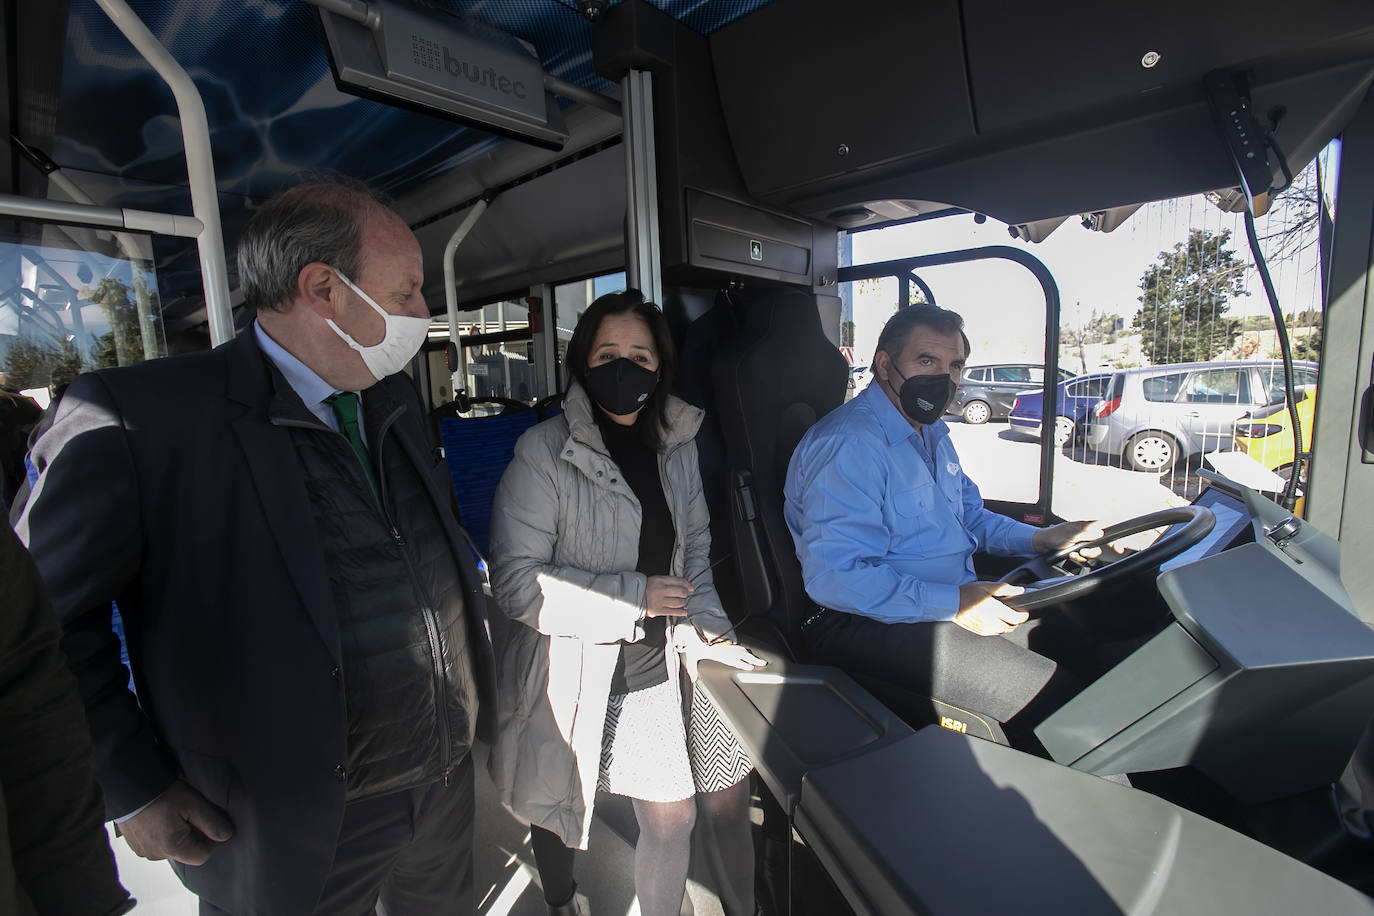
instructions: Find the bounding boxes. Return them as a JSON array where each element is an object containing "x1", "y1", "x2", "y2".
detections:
[
  {"x1": 680, "y1": 629, "x2": 767, "y2": 682},
  {"x1": 644, "y1": 575, "x2": 693, "y2": 618}
]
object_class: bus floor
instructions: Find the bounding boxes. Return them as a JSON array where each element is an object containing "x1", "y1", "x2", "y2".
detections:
[{"x1": 103, "y1": 742, "x2": 734, "y2": 915}]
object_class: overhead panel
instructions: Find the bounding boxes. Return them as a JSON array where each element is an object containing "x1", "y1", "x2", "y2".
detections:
[
  {"x1": 687, "y1": 191, "x2": 814, "y2": 285},
  {"x1": 962, "y1": 0, "x2": 1374, "y2": 134},
  {"x1": 707, "y1": 0, "x2": 1374, "y2": 226},
  {"x1": 709, "y1": 0, "x2": 972, "y2": 201},
  {"x1": 318, "y1": 0, "x2": 570, "y2": 150}
]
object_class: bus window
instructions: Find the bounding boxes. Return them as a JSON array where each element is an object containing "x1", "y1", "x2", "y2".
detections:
[
  {"x1": 553, "y1": 272, "x2": 627, "y2": 389},
  {"x1": 1057, "y1": 167, "x2": 1326, "y2": 507},
  {"x1": 0, "y1": 232, "x2": 175, "y2": 406},
  {"x1": 444, "y1": 299, "x2": 540, "y2": 408},
  {"x1": 843, "y1": 161, "x2": 1326, "y2": 526},
  {"x1": 843, "y1": 239, "x2": 1049, "y2": 510}
]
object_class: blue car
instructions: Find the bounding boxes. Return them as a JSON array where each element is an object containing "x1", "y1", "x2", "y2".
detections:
[{"x1": 1009, "y1": 371, "x2": 1115, "y2": 447}]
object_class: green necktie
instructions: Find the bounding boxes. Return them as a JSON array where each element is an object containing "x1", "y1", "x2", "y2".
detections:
[{"x1": 324, "y1": 391, "x2": 381, "y2": 505}]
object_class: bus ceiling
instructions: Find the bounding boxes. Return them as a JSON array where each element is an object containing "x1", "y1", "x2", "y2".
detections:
[
  {"x1": 705, "y1": 0, "x2": 1374, "y2": 227},
  {"x1": 3, "y1": 0, "x2": 1374, "y2": 312}
]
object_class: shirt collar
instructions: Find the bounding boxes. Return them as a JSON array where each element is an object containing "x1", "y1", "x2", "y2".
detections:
[
  {"x1": 863, "y1": 378, "x2": 921, "y2": 446},
  {"x1": 253, "y1": 320, "x2": 346, "y2": 409},
  {"x1": 862, "y1": 377, "x2": 951, "y2": 448}
]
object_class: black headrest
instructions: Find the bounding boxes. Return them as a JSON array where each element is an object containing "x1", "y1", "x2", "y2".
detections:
[{"x1": 715, "y1": 287, "x2": 849, "y2": 487}]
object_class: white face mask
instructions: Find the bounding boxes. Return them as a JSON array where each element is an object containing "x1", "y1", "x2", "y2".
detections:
[{"x1": 325, "y1": 268, "x2": 430, "y2": 381}]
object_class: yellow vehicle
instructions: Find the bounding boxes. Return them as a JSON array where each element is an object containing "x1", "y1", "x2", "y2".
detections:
[{"x1": 1234, "y1": 385, "x2": 1316, "y2": 483}]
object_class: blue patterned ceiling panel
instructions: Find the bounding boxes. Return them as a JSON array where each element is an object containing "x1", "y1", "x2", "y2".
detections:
[
  {"x1": 651, "y1": 0, "x2": 768, "y2": 36},
  {"x1": 58, "y1": 0, "x2": 506, "y2": 201},
  {"x1": 54, "y1": 0, "x2": 771, "y2": 202},
  {"x1": 47, "y1": 0, "x2": 769, "y2": 302}
]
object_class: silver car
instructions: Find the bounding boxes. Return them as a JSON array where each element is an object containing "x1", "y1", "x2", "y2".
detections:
[{"x1": 1087, "y1": 359, "x2": 1319, "y2": 472}]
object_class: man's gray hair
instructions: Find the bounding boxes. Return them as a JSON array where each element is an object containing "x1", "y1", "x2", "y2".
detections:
[{"x1": 237, "y1": 177, "x2": 394, "y2": 313}]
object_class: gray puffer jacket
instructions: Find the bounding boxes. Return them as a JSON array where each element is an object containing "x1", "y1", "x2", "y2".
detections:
[{"x1": 486, "y1": 382, "x2": 732, "y2": 848}]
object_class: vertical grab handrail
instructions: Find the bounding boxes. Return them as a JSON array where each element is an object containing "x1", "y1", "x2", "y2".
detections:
[
  {"x1": 622, "y1": 69, "x2": 662, "y2": 307},
  {"x1": 443, "y1": 199, "x2": 491, "y2": 396},
  {"x1": 94, "y1": 0, "x2": 234, "y2": 346}
]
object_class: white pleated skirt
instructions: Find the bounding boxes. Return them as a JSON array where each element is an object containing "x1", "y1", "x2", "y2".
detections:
[{"x1": 598, "y1": 677, "x2": 753, "y2": 801}]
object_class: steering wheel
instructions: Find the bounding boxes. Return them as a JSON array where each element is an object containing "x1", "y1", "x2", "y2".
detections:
[{"x1": 998, "y1": 507, "x2": 1216, "y2": 612}]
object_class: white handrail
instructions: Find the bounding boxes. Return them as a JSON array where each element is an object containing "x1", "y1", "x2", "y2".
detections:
[
  {"x1": 622, "y1": 70, "x2": 662, "y2": 306},
  {"x1": 443, "y1": 199, "x2": 491, "y2": 396},
  {"x1": 0, "y1": 192, "x2": 204, "y2": 238},
  {"x1": 94, "y1": 0, "x2": 234, "y2": 346}
]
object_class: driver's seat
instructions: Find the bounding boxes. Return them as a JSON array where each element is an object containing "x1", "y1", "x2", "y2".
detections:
[
  {"x1": 710, "y1": 288, "x2": 1010, "y2": 744},
  {"x1": 711, "y1": 286, "x2": 848, "y2": 656}
]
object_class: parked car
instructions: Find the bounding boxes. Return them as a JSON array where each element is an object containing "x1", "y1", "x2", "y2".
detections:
[
  {"x1": 1087, "y1": 359, "x2": 1319, "y2": 472},
  {"x1": 1009, "y1": 371, "x2": 1115, "y2": 446},
  {"x1": 847, "y1": 363, "x2": 872, "y2": 393},
  {"x1": 949, "y1": 363, "x2": 1075, "y2": 424},
  {"x1": 1233, "y1": 384, "x2": 1316, "y2": 486}
]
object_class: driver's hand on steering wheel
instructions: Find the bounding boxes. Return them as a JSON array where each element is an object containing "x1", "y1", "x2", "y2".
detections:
[
  {"x1": 953, "y1": 582, "x2": 1028, "y2": 636},
  {"x1": 1032, "y1": 520, "x2": 1108, "y2": 563}
]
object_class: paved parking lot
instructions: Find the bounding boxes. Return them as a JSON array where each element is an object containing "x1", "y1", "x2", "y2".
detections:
[{"x1": 944, "y1": 420, "x2": 1193, "y2": 526}]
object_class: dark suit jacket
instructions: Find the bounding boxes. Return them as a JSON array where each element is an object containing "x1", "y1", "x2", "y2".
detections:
[
  {"x1": 15, "y1": 331, "x2": 495, "y2": 915},
  {"x1": 0, "y1": 521, "x2": 133, "y2": 916}
]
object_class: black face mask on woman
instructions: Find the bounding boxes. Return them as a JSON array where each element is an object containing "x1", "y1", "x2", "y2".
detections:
[
  {"x1": 887, "y1": 362, "x2": 958, "y2": 425},
  {"x1": 583, "y1": 357, "x2": 659, "y2": 416}
]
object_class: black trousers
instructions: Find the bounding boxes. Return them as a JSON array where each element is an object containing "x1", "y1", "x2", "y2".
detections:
[
  {"x1": 803, "y1": 610, "x2": 1082, "y2": 735},
  {"x1": 199, "y1": 754, "x2": 475, "y2": 916}
]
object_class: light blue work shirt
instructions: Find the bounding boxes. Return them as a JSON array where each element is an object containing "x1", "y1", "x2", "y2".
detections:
[
  {"x1": 784, "y1": 381, "x2": 1038, "y2": 624},
  {"x1": 254, "y1": 321, "x2": 368, "y2": 446}
]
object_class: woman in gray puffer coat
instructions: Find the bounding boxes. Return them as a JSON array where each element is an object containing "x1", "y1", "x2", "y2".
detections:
[{"x1": 488, "y1": 290, "x2": 764, "y2": 916}]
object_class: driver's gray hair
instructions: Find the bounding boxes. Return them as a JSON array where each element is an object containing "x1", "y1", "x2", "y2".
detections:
[
  {"x1": 237, "y1": 176, "x2": 394, "y2": 313},
  {"x1": 875, "y1": 304, "x2": 972, "y2": 361}
]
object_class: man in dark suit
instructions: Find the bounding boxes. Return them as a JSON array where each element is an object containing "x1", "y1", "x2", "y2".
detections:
[{"x1": 16, "y1": 178, "x2": 494, "y2": 915}]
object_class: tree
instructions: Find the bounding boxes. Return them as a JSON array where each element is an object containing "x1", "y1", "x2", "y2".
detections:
[
  {"x1": 1059, "y1": 325, "x2": 1088, "y2": 376},
  {"x1": 840, "y1": 320, "x2": 855, "y2": 348},
  {"x1": 49, "y1": 338, "x2": 85, "y2": 390},
  {"x1": 81, "y1": 277, "x2": 148, "y2": 368},
  {"x1": 1084, "y1": 310, "x2": 1122, "y2": 344},
  {"x1": 1, "y1": 339, "x2": 55, "y2": 389},
  {"x1": 855, "y1": 277, "x2": 929, "y2": 309},
  {"x1": 1293, "y1": 328, "x2": 1322, "y2": 361},
  {"x1": 1134, "y1": 228, "x2": 1248, "y2": 364},
  {"x1": 1, "y1": 337, "x2": 84, "y2": 390},
  {"x1": 1059, "y1": 302, "x2": 1091, "y2": 375},
  {"x1": 1257, "y1": 160, "x2": 1321, "y2": 265},
  {"x1": 89, "y1": 332, "x2": 119, "y2": 371}
]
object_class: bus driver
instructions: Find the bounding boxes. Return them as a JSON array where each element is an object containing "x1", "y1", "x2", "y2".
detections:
[{"x1": 784, "y1": 305, "x2": 1104, "y2": 742}]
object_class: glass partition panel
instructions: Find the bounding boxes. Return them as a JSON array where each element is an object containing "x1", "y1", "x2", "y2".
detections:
[{"x1": 0, "y1": 230, "x2": 171, "y2": 407}]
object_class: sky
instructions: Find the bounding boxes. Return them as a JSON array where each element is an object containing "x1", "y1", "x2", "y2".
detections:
[{"x1": 845, "y1": 163, "x2": 1325, "y2": 367}]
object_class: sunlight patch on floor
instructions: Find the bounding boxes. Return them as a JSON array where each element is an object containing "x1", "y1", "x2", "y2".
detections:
[{"x1": 479, "y1": 856, "x2": 535, "y2": 916}]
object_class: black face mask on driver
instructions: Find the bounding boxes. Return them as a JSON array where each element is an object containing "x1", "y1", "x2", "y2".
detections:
[
  {"x1": 887, "y1": 362, "x2": 958, "y2": 425},
  {"x1": 583, "y1": 357, "x2": 659, "y2": 416}
]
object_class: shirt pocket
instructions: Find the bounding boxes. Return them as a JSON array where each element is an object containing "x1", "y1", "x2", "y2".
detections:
[{"x1": 888, "y1": 480, "x2": 936, "y2": 551}]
